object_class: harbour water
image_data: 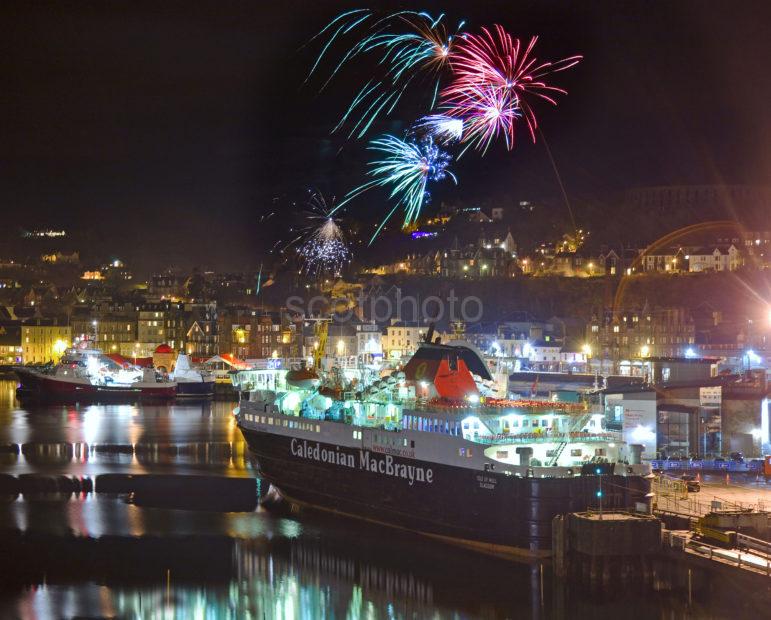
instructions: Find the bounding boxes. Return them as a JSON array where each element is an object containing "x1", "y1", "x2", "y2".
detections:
[{"x1": 0, "y1": 379, "x2": 761, "y2": 618}]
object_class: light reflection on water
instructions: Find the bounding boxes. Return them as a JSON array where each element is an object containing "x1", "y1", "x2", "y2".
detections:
[{"x1": 0, "y1": 379, "x2": 250, "y2": 476}]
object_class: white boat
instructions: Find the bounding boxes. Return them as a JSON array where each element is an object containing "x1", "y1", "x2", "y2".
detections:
[{"x1": 171, "y1": 353, "x2": 215, "y2": 398}]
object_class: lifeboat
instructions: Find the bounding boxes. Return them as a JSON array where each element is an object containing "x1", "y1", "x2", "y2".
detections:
[{"x1": 285, "y1": 367, "x2": 321, "y2": 390}]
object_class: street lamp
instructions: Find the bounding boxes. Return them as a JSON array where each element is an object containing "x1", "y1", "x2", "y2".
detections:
[{"x1": 640, "y1": 345, "x2": 650, "y2": 357}]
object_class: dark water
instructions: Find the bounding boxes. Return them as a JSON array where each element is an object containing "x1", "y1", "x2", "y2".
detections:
[{"x1": 0, "y1": 379, "x2": 763, "y2": 619}]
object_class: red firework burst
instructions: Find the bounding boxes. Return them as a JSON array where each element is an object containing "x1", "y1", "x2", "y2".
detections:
[{"x1": 442, "y1": 25, "x2": 581, "y2": 142}]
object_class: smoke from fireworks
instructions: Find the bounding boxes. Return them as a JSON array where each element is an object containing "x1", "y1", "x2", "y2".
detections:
[
  {"x1": 284, "y1": 192, "x2": 352, "y2": 277},
  {"x1": 334, "y1": 135, "x2": 457, "y2": 242},
  {"x1": 442, "y1": 26, "x2": 581, "y2": 144},
  {"x1": 307, "y1": 11, "x2": 464, "y2": 139}
]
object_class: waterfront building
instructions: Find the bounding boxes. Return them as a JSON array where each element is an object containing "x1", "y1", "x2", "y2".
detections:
[
  {"x1": 21, "y1": 317, "x2": 70, "y2": 364},
  {"x1": 381, "y1": 321, "x2": 452, "y2": 360},
  {"x1": 586, "y1": 306, "x2": 696, "y2": 372},
  {"x1": 0, "y1": 322, "x2": 22, "y2": 364},
  {"x1": 71, "y1": 302, "x2": 138, "y2": 346},
  {"x1": 184, "y1": 303, "x2": 218, "y2": 357},
  {"x1": 604, "y1": 368, "x2": 769, "y2": 460}
]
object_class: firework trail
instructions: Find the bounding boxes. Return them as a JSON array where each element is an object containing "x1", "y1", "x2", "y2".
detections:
[
  {"x1": 413, "y1": 114, "x2": 463, "y2": 143},
  {"x1": 283, "y1": 192, "x2": 352, "y2": 277},
  {"x1": 442, "y1": 26, "x2": 581, "y2": 144},
  {"x1": 333, "y1": 135, "x2": 457, "y2": 242},
  {"x1": 306, "y1": 11, "x2": 464, "y2": 139}
]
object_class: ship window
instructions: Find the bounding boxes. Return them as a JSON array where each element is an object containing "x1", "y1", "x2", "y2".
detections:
[
  {"x1": 462, "y1": 422, "x2": 469, "y2": 430},
  {"x1": 595, "y1": 448, "x2": 606, "y2": 456},
  {"x1": 403, "y1": 438, "x2": 408, "y2": 447},
  {"x1": 522, "y1": 420, "x2": 528, "y2": 427},
  {"x1": 459, "y1": 448, "x2": 465, "y2": 456},
  {"x1": 570, "y1": 449, "x2": 582, "y2": 457},
  {"x1": 541, "y1": 419, "x2": 548, "y2": 427},
  {"x1": 316, "y1": 425, "x2": 320, "y2": 433},
  {"x1": 467, "y1": 449, "x2": 473, "y2": 457},
  {"x1": 496, "y1": 450, "x2": 508, "y2": 459},
  {"x1": 532, "y1": 420, "x2": 538, "y2": 428},
  {"x1": 268, "y1": 418, "x2": 273, "y2": 425},
  {"x1": 411, "y1": 440, "x2": 415, "y2": 448}
]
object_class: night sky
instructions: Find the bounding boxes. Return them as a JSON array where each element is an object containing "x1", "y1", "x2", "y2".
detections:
[{"x1": 2, "y1": 1, "x2": 770, "y2": 272}]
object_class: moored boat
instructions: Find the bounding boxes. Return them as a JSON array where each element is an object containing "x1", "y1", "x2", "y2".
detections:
[
  {"x1": 171, "y1": 353, "x2": 215, "y2": 398},
  {"x1": 14, "y1": 347, "x2": 176, "y2": 403}
]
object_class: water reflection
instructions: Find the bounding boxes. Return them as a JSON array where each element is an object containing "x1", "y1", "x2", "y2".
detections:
[
  {"x1": 0, "y1": 380, "x2": 250, "y2": 476},
  {"x1": 0, "y1": 500, "x2": 744, "y2": 619}
]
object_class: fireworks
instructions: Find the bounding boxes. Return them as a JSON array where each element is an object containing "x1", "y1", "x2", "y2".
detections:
[
  {"x1": 413, "y1": 114, "x2": 464, "y2": 143},
  {"x1": 289, "y1": 192, "x2": 352, "y2": 277},
  {"x1": 443, "y1": 26, "x2": 581, "y2": 143},
  {"x1": 300, "y1": 13, "x2": 582, "y2": 245},
  {"x1": 307, "y1": 11, "x2": 464, "y2": 139},
  {"x1": 442, "y1": 83, "x2": 519, "y2": 155},
  {"x1": 334, "y1": 135, "x2": 457, "y2": 241}
]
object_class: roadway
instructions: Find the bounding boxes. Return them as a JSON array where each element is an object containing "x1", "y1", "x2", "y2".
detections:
[{"x1": 695, "y1": 474, "x2": 771, "y2": 509}]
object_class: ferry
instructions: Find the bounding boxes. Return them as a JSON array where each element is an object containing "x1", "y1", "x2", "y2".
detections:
[
  {"x1": 235, "y1": 332, "x2": 651, "y2": 557},
  {"x1": 14, "y1": 346, "x2": 177, "y2": 403}
]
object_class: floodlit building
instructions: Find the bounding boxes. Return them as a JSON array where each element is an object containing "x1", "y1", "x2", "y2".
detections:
[{"x1": 21, "y1": 318, "x2": 71, "y2": 364}]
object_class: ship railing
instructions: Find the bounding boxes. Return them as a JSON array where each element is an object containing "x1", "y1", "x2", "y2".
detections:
[
  {"x1": 410, "y1": 401, "x2": 592, "y2": 416},
  {"x1": 472, "y1": 431, "x2": 617, "y2": 446}
]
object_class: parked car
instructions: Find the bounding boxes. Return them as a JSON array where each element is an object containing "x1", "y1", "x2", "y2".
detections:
[
  {"x1": 681, "y1": 474, "x2": 700, "y2": 492},
  {"x1": 729, "y1": 452, "x2": 744, "y2": 463}
]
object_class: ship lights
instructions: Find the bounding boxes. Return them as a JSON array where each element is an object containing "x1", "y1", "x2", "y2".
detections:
[
  {"x1": 630, "y1": 424, "x2": 655, "y2": 444},
  {"x1": 282, "y1": 391, "x2": 301, "y2": 412}
]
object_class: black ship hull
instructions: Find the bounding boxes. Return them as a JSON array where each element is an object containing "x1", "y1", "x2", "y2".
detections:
[
  {"x1": 239, "y1": 427, "x2": 650, "y2": 556},
  {"x1": 175, "y1": 380, "x2": 215, "y2": 398}
]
